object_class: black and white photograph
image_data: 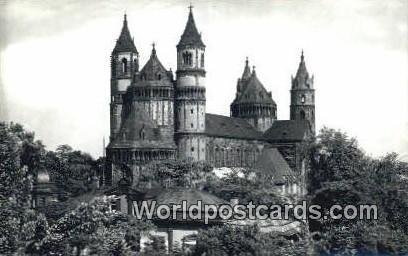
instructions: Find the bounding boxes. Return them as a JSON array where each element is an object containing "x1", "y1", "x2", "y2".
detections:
[{"x1": 0, "y1": 0, "x2": 407, "y2": 255}]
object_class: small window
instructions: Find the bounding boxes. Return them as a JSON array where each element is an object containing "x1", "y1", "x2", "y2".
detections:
[
  {"x1": 121, "y1": 58, "x2": 128, "y2": 74},
  {"x1": 301, "y1": 94, "x2": 306, "y2": 103},
  {"x1": 157, "y1": 74, "x2": 161, "y2": 80},
  {"x1": 201, "y1": 53, "x2": 205, "y2": 67},
  {"x1": 182, "y1": 51, "x2": 193, "y2": 66},
  {"x1": 190, "y1": 123, "x2": 194, "y2": 128},
  {"x1": 191, "y1": 147, "x2": 195, "y2": 152},
  {"x1": 191, "y1": 109, "x2": 194, "y2": 114}
]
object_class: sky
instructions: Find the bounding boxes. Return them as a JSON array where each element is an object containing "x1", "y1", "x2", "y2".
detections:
[{"x1": 0, "y1": 0, "x2": 407, "y2": 160}]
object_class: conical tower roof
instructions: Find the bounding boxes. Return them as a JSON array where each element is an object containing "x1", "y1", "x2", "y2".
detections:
[
  {"x1": 177, "y1": 6, "x2": 205, "y2": 49},
  {"x1": 292, "y1": 50, "x2": 313, "y2": 89},
  {"x1": 241, "y1": 57, "x2": 251, "y2": 80},
  {"x1": 295, "y1": 51, "x2": 308, "y2": 79},
  {"x1": 112, "y1": 14, "x2": 138, "y2": 54},
  {"x1": 234, "y1": 67, "x2": 276, "y2": 105}
]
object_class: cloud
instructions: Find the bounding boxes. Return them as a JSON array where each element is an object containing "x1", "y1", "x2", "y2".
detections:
[{"x1": 0, "y1": 0, "x2": 407, "y2": 157}]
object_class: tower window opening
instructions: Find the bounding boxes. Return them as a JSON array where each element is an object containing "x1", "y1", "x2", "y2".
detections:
[
  {"x1": 301, "y1": 94, "x2": 306, "y2": 103},
  {"x1": 191, "y1": 109, "x2": 194, "y2": 114},
  {"x1": 191, "y1": 147, "x2": 195, "y2": 152},
  {"x1": 121, "y1": 58, "x2": 128, "y2": 74},
  {"x1": 190, "y1": 123, "x2": 194, "y2": 128},
  {"x1": 201, "y1": 53, "x2": 204, "y2": 67},
  {"x1": 300, "y1": 110, "x2": 306, "y2": 120},
  {"x1": 182, "y1": 52, "x2": 192, "y2": 66}
]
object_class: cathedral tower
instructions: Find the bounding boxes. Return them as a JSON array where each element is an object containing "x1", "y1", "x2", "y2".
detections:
[
  {"x1": 290, "y1": 51, "x2": 315, "y2": 134},
  {"x1": 110, "y1": 14, "x2": 139, "y2": 141},
  {"x1": 230, "y1": 58, "x2": 277, "y2": 132},
  {"x1": 175, "y1": 6, "x2": 206, "y2": 161}
]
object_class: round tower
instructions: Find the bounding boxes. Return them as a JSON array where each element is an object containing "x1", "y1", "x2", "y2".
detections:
[
  {"x1": 290, "y1": 51, "x2": 315, "y2": 134},
  {"x1": 175, "y1": 6, "x2": 206, "y2": 161},
  {"x1": 110, "y1": 14, "x2": 139, "y2": 141},
  {"x1": 230, "y1": 58, "x2": 277, "y2": 132}
]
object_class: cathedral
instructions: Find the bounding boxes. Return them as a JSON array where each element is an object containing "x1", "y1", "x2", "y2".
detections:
[{"x1": 105, "y1": 8, "x2": 315, "y2": 185}]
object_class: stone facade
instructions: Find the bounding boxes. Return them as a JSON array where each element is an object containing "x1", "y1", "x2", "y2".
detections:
[
  {"x1": 290, "y1": 51, "x2": 316, "y2": 133},
  {"x1": 105, "y1": 9, "x2": 316, "y2": 185}
]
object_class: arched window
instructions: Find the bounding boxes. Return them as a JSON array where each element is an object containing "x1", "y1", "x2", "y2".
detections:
[
  {"x1": 301, "y1": 94, "x2": 306, "y2": 103},
  {"x1": 201, "y1": 53, "x2": 204, "y2": 67},
  {"x1": 300, "y1": 110, "x2": 306, "y2": 120},
  {"x1": 182, "y1": 52, "x2": 192, "y2": 66},
  {"x1": 139, "y1": 125, "x2": 145, "y2": 140},
  {"x1": 121, "y1": 58, "x2": 128, "y2": 74}
]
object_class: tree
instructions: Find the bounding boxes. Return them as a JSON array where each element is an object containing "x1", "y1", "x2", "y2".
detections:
[
  {"x1": 39, "y1": 197, "x2": 155, "y2": 255},
  {"x1": 193, "y1": 225, "x2": 307, "y2": 256},
  {"x1": 308, "y1": 127, "x2": 408, "y2": 254},
  {"x1": 139, "y1": 159, "x2": 214, "y2": 189},
  {"x1": 47, "y1": 144, "x2": 98, "y2": 197},
  {"x1": 0, "y1": 122, "x2": 49, "y2": 254}
]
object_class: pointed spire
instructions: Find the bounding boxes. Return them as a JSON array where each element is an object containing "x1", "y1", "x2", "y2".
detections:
[
  {"x1": 151, "y1": 42, "x2": 156, "y2": 56},
  {"x1": 252, "y1": 65, "x2": 256, "y2": 76},
  {"x1": 177, "y1": 5, "x2": 205, "y2": 49},
  {"x1": 140, "y1": 43, "x2": 171, "y2": 82},
  {"x1": 241, "y1": 57, "x2": 251, "y2": 80},
  {"x1": 296, "y1": 50, "x2": 308, "y2": 78},
  {"x1": 292, "y1": 50, "x2": 313, "y2": 89},
  {"x1": 112, "y1": 13, "x2": 138, "y2": 54}
]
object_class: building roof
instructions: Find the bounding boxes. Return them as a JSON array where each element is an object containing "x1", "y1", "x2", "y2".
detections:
[
  {"x1": 205, "y1": 113, "x2": 263, "y2": 140},
  {"x1": 263, "y1": 120, "x2": 310, "y2": 142},
  {"x1": 154, "y1": 187, "x2": 227, "y2": 207},
  {"x1": 292, "y1": 51, "x2": 313, "y2": 89},
  {"x1": 254, "y1": 148, "x2": 295, "y2": 184},
  {"x1": 233, "y1": 68, "x2": 276, "y2": 105},
  {"x1": 112, "y1": 14, "x2": 138, "y2": 54},
  {"x1": 136, "y1": 45, "x2": 173, "y2": 87},
  {"x1": 241, "y1": 57, "x2": 252, "y2": 81},
  {"x1": 108, "y1": 106, "x2": 175, "y2": 149},
  {"x1": 177, "y1": 8, "x2": 205, "y2": 49}
]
